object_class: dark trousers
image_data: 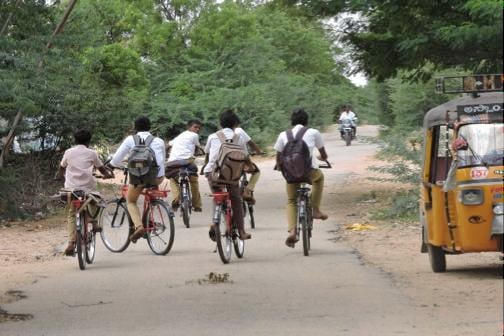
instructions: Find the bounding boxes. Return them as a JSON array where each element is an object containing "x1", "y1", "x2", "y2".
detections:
[{"x1": 207, "y1": 178, "x2": 244, "y2": 232}]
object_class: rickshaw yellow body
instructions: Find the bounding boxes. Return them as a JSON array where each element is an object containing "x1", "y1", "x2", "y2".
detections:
[{"x1": 420, "y1": 91, "x2": 503, "y2": 258}]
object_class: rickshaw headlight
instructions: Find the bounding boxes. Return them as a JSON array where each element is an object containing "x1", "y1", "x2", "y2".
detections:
[
  {"x1": 493, "y1": 204, "x2": 504, "y2": 215},
  {"x1": 460, "y1": 189, "x2": 484, "y2": 205}
]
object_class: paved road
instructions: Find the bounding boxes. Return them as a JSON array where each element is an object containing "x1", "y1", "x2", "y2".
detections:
[{"x1": 0, "y1": 126, "x2": 457, "y2": 335}]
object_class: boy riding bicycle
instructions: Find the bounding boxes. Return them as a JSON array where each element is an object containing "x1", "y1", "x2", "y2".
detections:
[
  {"x1": 56, "y1": 129, "x2": 113, "y2": 255},
  {"x1": 203, "y1": 109, "x2": 252, "y2": 241},
  {"x1": 110, "y1": 116, "x2": 166, "y2": 243},
  {"x1": 165, "y1": 119, "x2": 203, "y2": 212},
  {"x1": 274, "y1": 108, "x2": 329, "y2": 248}
]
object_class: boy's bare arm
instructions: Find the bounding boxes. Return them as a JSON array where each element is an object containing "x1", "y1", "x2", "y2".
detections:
[
  {"x1": 317, "y1": 147, "x2": 328, "y2": 161},
  {"x1": 55, "y1": 166, "x2": 65, "y2": 180},
  {"x1": 98, "y1": 165, "x2": 114, "y2": 178},
  {"x1": 248, "y1": 140, "x2": 262, "y2": 155}
]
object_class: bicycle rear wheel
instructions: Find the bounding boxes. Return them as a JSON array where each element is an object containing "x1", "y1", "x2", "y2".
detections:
[
  {"x1": 100, "y1": 199, "x2": 131, "y2": 253},
  {"x1": 76, "y1": 216, "x2": 87, "y2": 270},
  {"x1": 147, "y1": 201, "x2": 175, "y2": 255},
  {"x1": 301, "y1": 215, "x2": 310, "y2": 256},
  {"x1": 216, "y1": 210, "x2": 232, "y2": 264}
]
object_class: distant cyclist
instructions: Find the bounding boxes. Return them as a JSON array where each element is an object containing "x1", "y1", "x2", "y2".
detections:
[
  {"x1": 165, "y1": 119, "x2": 203, "y2": 212},
  {"x1": 235, "y1": 121, "x2": 262, "y2": 204}
]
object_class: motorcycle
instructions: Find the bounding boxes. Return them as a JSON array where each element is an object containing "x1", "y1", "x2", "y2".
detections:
[{"x1": 340, "y1": 118, "x2": 356, "y2": 146}]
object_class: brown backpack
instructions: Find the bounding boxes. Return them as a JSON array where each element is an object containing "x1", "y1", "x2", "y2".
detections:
[{"x1": 211, "y1": 131, "x2": 249, "y2": 186}]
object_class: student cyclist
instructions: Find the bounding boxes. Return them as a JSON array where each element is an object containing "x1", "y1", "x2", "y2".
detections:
[
  {"x1": 203, "y1": 109, "x2": 252, "y2": 241},
  {"x1": 165, "y1": 119, "x2": 203, "y2": 212},
  {"x1": 56, "y1": 129, "x2": 114, "y2": 256},
  {"x1": 274, "y1": 108, "x2": 329, "y2": 248},
  {"x1": 110, "y1": 116, "x2": 166, "y2": 243}
]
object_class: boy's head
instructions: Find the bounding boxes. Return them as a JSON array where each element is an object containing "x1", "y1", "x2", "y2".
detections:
[
  {"x1": 219, "y1": 109, "x2": 240, "y2": 129},
  {"x1": 291, "y1": 108, "x2": 309, "y2": 126},
  {"x1": 74, "y1": 129, "x2": 92, "y2": 146},
  {"x1": 134, "y1": 116, "x2": 151, "y2": 132},
  {"x1": 187, "y1": 119, "x2": 202, "y2": 134}
]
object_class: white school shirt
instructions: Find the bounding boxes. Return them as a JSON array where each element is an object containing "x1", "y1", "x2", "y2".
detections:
[
  {"x1": 203, "y1": 128, "x2": 248, "y2": 174},
  {"x1": 339, "y1": 111, "x2": 356, "y2": 121},
  {"x1": 274, "y1": 124, "x2": 324, "y2": 169},
  {"x1": 110, "y1": 131, "x2": 166, "y2": 177},
  {"x1": 234, "y1": 127, "x2": 251, "y2": 143},
  {"x1": 167, "y1": 130, "x2": 200, "y2": 162}
]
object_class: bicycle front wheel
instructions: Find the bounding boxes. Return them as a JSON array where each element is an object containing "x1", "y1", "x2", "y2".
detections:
[
  {"x1": 85, "y1": 221, "x2": 96, "y2": 264},
  {"x1": 216, "y1": 209, "x2": 232, "y2": 264},
  {"x1": 147, "y1": 201, "x2": 175, "y2": 255},
  {"x1": 233, "y1": 235, "x2": 245, "y2": 258},
  {"x1": 181, "y1": 184, "x2": 191, "y2": 228},
  {"x1": 100, "y1": 199, "x2": 131, "y2": 253},
  {"x1": 76, "y1": 216, "x2": 87, "y2": 270},
  {"x1": 247, "y1": 204, "x2": 255, "y2": 229}
]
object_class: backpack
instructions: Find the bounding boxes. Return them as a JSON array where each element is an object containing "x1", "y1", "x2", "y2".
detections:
[
  {"x1": 127, "y1": 134, "x2": 159, "y2": 185},
  {"x1": 280, "y1": 127, "x2": 312, "y2": 184},
  {"x1": 211, "y1": 131, "x2": 249, "y2": 186}
]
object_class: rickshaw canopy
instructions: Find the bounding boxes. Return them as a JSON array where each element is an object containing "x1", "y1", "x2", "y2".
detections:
[{"x1": 423, "y1": 92, "x2": 504, "y2": 129}]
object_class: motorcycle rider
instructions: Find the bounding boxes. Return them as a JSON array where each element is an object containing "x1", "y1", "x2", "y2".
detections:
[{"x1": 339, "y1": 105, "x2": 357, "y2": 139}]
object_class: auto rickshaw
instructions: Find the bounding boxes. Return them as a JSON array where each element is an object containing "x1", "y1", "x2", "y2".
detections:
[{"x1": 420, "y1": 74, "x2": 503, "y2": 272}]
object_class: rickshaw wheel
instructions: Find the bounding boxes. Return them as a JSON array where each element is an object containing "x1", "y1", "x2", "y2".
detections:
[{"x1": 427, "y1": 244, "x2": 446, "y2": 273}]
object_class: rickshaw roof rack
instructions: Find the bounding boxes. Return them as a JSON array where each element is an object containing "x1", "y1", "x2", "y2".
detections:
[
  {"x1": 424, "y1": 92, "x2": 503, "y2": 129},
  {"x1": 435, "y1": 74, "x2": 503, "y2": 94}
]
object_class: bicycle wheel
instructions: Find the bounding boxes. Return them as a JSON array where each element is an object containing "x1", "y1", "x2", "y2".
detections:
[
  {"x1": 247, "y1": 204, "x2": 255, "y2": 229},
  {"x1": 76, "y1": 215, "x2": 86, "y2": 270},
  {"x1": 233, "y1": 234, "x2": 245, "y2": 258},
  {"x1": 215, "y1": 208, "x2": 232, "y2": 264},
  {"x1": 85, "y1": 220, "x2": 96, "y2": 264},
  {"x1": 181, "y1": 183, "x2": 191, "y2": 228},
  {"x1": 100, "y1": 199, "x2": 131, "y2": 253},
  {"x1": 301, "y1": 214, "x2": 310, "y2": 256},
  {"x1": 147, "y1": 200, "x2": 175, "y2": 255}
]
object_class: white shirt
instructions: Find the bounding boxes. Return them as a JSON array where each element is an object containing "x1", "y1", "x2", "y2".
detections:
[
  {"x1": 203, "y1": 128, "x2": 248, "y2": 173},
  {"x1": 234, "y1": 127, "x2": 251, "y2": 143},
  {"x1": 274, "y1": 124, "x2": 324, "y2": 169},
  {"x1": 111, "y1": 131, "x2": 165, "y2": 177},
  {"x1": 60, "y1": 145, "x2": 103, "y2": 191},
  {"x1": 339, "y1": 111, "x2": 356, "y2": 121},
  {"x1": 167, "y1": 130, "x2": 200, "y2": 162}
]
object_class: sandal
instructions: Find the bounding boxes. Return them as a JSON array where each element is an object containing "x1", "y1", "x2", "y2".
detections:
[{"x1": 285, "y1": 236, "x2": 297, "y2": 248}]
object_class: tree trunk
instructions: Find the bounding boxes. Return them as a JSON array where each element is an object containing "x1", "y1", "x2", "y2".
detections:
[{"x1": 0, "y1": 0, "x2": 79, "y2": 168}]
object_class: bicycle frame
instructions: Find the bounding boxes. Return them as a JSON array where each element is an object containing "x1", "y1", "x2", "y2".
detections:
[
  {"x1": 141, "y1": 187, "x2": 169, "y2": 233},
  {"x1": 213, "y1": 191, "x2": 232, "y2": 232}
]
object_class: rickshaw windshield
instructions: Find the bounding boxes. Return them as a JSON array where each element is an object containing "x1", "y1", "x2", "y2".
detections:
[{"x1": 457, "y1": 123, "x2": 504, "y2": 167}]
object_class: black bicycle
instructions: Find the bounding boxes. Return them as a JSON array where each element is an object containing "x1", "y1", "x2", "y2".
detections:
[
  {"x1": 239, "y1": 172, "x2": 255, "y2": 229},
  {"x1": 176, "y1": 165, "x2": 195, "y2": 228},
  {"x1": 296, "y1": 161, "x2": 332, "y2": 256}
]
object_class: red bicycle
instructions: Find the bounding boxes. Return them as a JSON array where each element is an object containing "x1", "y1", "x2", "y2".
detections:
[
  {"x1": 100, "y1": 167, "x2": 175, "y2": 255},
  {"x1": 212, "y1": 190, "x2": 245, "y2": 264}
]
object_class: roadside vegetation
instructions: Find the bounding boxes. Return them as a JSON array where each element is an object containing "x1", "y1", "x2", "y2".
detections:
[{"x1": 1, "y1": 0, "x2": 502, "y2": 221}]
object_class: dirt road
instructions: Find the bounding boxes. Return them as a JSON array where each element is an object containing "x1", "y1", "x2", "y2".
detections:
[{"x1": 0, "y1": 125, "x2": 502, "y2": 336}]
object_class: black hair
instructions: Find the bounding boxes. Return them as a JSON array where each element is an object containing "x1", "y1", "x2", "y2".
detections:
[
  {"x1": 134, "y1": 116, "x2": 151, "y2": 132},
  {"x1": 74, "y1": 129, "x2": 92, "y2": 146},
  {"x1": 291, "y1": 108, "x2": 309, "y2": 126},
  {"x1": 187, "y1": 119, "x2": 202, "y2": 128},
  {"x1": 219, "y1": 108, "x2": 240, "y2": 129}
]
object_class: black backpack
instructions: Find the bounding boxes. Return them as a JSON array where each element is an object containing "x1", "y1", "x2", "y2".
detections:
[
  {"x1": 127, "y1": 135, "x2": 159, "y2": 185},
  {"x1": 280, "y1": 127, "x2": 312, "y2": 184}
]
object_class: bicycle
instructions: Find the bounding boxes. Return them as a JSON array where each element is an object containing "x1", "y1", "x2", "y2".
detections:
[
  {"x1": 176, "y1": 164, "x2": 195, "y2": 228},
  {"x1": 295, "y1": 161, "x2": 332, "y2": 256},
  {"x1": 212, "y1": 188, "x2": 245, "y2": 264},
  {"x1": 239, "y1": 171, "x2": 255, "y2": 229},
  {"x1": 54, "y1": 189, "x2": 105, "y2": 270},
  {"x1": 100, "y1": 167, "x2": 175, "y2": 255}
]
